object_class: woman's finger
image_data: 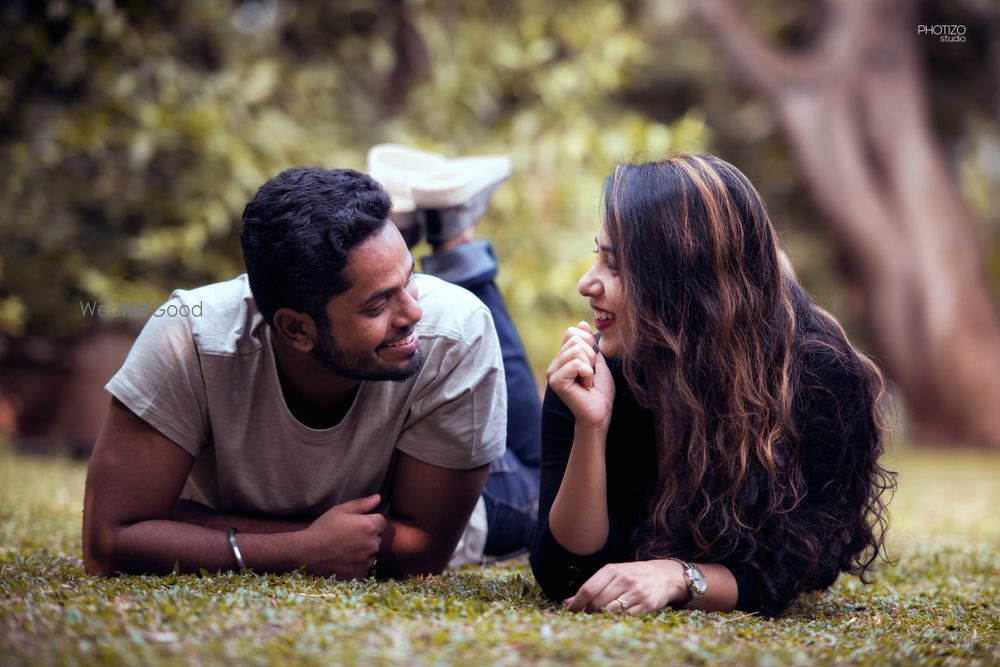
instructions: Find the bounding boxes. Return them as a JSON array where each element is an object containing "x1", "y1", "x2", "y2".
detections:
[
  {"x1": 599, "y1": 589, "x2": 647, "y2": 614},
  {"x1": 549, "y1": 358, "x2": 594, "y2": 391},
  {"x1": 557, "y1": 336, "x2": 596, "y2": 370},
  {"x1": 546, "y1": 349, "x2": 583, "y2": 382},
  {"x1": 547, "y1": 341, "x2": 597, "y2": 381},
  {"x1": 564, "y1": 565, "x2": 620, "y2": 612},
  {"x1": 560, "y1": 323, "x2": 598, "y2": 350},
  {"x1": 588, "y1": 578, "x2": 632, "y2": 613},
  {"x1": 558, "y1": 333, "x2": 597, "y2": 358}
]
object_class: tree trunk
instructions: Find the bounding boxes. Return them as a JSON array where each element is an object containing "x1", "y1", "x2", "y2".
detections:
[
  {"x1": 689, "y1": 0, "x2": 1000, "y2": 447},
  {"x1": 378, "y1": 0, "x2": 430, "y2": 119}
]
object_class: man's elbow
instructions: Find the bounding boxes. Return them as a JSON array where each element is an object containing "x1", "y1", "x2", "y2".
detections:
[
  {"x1": 83, "y1": 556, "x2": 116, "y2": 576},
  {"x1": 406, "y1": 554, "x2": 450, "y2": 577},
  {"x1": 82, "y1": 520, "x2": 124, "y2": 576},
  {"x1": 381, "y1": 537, "x2": 453, "y2": 578},
  {"x1": 82, "y1": 541, "x2": 117, "y2": 576},
  {"x1": 379, "y1": 552, "x2": 449, "y2": 579}
]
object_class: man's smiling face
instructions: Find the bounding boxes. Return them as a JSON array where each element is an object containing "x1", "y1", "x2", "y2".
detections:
[{"x1": 313, "y1": 222, "x2": 425, "y2": 381}]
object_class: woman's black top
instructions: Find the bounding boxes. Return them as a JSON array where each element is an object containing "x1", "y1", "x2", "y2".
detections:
[{"x1": 530, "y1": 355, "x2": 863, "y2": 616}]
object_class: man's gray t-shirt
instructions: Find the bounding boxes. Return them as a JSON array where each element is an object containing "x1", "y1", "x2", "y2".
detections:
[{"x1": 105, "y1": 273, "x2": 507, "y2": 518}]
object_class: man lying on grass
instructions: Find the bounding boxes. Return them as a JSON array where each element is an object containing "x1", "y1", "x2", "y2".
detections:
[{"x1": 83, "y1": 167, "x2": 511, "y2": 579}]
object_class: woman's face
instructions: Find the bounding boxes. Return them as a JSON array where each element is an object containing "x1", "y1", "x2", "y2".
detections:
[{"x1": 578, "y1": 224, "x2": 624, "y2": 357}]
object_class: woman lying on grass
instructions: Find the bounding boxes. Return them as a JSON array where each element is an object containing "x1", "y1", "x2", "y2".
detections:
[{"x1": 530, "y1": 154, "x2": 895, "y2": 618}]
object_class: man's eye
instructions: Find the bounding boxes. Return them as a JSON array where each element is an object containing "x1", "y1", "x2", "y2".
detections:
[{"x1": 366, "y1": 301, "x2": 388, "y2": 316}]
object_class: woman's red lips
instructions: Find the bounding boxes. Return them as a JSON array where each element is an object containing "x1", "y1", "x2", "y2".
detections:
[{"x1": 592, "y1": 307, "x2": 616, "y2": 331}]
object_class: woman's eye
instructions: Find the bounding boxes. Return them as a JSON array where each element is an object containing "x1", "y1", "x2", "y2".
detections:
[{"x1": 593, "y1": 248, "x2": 618, "y2": 273}]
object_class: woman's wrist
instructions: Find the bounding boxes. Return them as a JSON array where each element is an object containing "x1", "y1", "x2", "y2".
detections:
[
  {"x1": 573, "y1": 421, "x2": 610, "y2": 442},
  {"x1": 663, "y1": 558, "x2": 698, "y2": 607}
]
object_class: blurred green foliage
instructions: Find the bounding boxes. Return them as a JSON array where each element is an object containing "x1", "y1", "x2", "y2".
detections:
[{"x1": 1, "y1": 0, "x2": 997, "y2": 375}]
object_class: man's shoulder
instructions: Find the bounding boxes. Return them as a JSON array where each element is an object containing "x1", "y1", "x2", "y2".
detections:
[
  {"x1": 166, "y1": 274, "x2": 266, "y2": 356},
  {"x1": 413, "y1": 274, "x2": 493, "y2": 343}
]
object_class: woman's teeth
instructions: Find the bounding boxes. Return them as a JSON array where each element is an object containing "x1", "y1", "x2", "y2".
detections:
[{"x1": 593, "y1": 309, "x2": 615, "y2": 321}]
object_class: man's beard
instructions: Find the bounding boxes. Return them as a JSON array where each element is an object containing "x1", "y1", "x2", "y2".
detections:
[{"x1": 312, "y1": 327, "x2": 425, "y2": 381}]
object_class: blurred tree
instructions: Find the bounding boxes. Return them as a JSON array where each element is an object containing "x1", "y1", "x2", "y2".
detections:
[
  {"x1": 682, "y1": 0, "x2": 1000, "y2": 447},
  {"x1": 0, "y1": 0, "x2": 701, "y2": 448},
  {"x1": 0, "y1": 0, "x2": 997, "y2": 448}
]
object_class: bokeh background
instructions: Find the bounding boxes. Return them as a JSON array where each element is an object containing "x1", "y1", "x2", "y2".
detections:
[{"x1": 1, "y1": 0, "x2": 999, "y2": 452}]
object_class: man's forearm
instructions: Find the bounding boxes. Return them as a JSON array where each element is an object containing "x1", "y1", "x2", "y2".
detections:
[
  {"x1": 92, "y1": 518, "x2": 305, "y2": 575},
  {"x1": 171, "y1": 500, "x2": 311, "y2": 534},
  {"x1": 96, "y1": 511, "x2": 456, "y2": 578}
]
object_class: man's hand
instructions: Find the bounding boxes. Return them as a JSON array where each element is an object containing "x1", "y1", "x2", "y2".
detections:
[{"x1": 298, "y1": 494, "x2": 388, "y2": 579}]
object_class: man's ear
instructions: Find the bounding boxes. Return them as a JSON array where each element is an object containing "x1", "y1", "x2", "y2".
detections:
[{"x1": 273, "y1": 308, "x2": 319, "y2": 352}]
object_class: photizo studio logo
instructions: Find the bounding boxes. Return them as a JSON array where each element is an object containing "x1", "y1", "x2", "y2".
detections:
[{"x1": 917, "y1": 24, "x2": 966, "y2": 43}]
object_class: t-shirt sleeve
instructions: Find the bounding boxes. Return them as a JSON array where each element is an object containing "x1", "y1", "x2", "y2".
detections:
[
  {"x1": 104, "y1": 297, "x2": 210, "y2": 457},
  {"x1": 395, "y1": 304, "x2": 506, "y2": 470},
  {"x1": 530, "y1": 386, "x2": 631, "y2": 602}
]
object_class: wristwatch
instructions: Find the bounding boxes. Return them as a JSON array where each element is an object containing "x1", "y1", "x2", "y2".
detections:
[{"x1": 669, "y1": 558, "x2": 708, "y2": 604}]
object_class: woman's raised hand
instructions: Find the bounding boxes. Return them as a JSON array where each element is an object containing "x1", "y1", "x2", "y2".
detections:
[{"x1": 546, "y1": 321, "x2": 615, "y2": 432}]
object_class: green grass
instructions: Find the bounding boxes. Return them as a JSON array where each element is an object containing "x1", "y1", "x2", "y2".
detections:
[{"x1": 1, "y1": 443, "x2": 998, "y2": 666}]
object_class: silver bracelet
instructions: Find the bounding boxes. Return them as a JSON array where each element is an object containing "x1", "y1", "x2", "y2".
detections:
[{"x1": 227, "y1": 528, "x2": 246, "y2": 570}]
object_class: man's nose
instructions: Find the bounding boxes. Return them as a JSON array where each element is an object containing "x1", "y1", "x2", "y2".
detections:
[{"x1": 392, "y1": 290, "x2": 422, "y2": 329}]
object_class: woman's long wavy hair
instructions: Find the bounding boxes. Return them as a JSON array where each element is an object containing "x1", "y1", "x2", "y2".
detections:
[{"x1": 605, "y1": 154, "x2": 895, "y2": 614}]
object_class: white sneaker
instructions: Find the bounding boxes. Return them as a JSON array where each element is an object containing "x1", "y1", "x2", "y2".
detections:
[
  {"x1": 367, "y1": 143, "x2": 511, "y2": 246},
  {"x1": 409, "y1": 155, "x2": 511, "y2": 210},
  {"x1": 367, "y1": 143, "x2": 447, "y2": 245}
]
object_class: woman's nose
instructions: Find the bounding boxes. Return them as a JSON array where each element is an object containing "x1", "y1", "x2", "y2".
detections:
[{"x1": 578, "y1": 267, "x2": 602, "y2": 297}]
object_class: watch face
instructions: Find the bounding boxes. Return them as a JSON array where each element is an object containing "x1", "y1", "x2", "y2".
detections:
[{"x1": 689, "y1": 565, "x2": 708, "y2": 596}]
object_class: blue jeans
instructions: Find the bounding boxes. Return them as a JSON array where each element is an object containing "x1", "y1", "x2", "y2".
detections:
[{"x1": 422, "y1": 241, "x2": 541, "y2": 557}]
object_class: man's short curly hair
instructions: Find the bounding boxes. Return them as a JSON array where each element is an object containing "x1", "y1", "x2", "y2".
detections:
[{"x1": 240, "y1": 167, "x2": 392, "y2": 328}]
